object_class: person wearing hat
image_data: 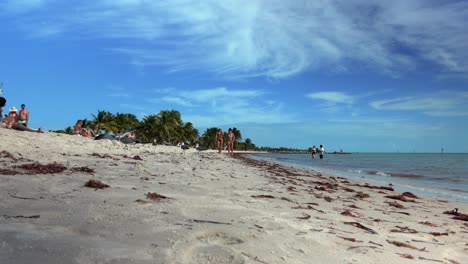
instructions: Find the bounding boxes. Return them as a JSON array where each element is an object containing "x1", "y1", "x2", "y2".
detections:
[
  {"x1": 4, "y1": 106, "x2": 18, "y2": 128},
  {"x1": 3, "y1": 106, "x2": 43, "y2": 133}
]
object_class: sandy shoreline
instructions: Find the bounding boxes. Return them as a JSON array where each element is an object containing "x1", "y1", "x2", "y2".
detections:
[{"x1": 1, "y1": 128, "x2": 467, "y2": 264}]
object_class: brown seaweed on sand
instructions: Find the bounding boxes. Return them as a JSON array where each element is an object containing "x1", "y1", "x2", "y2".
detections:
[
  {"x1": 385, "y1": 201, "x2": 406, "y2": 209},
  {"x1": 344, "y1": 222, "x2": 378, "y2": 234},
  {"x1": 418, "y1": 221, "x2": 438, "y2": 227},
  {"x1": 17, "y1": 162, "x2": 67, "y2": 174},
  {"x1": 84, "y1": 180, "x2": 110, "y2": 189},
  {"x1": 397, "y1": 253, "x2": 414, "y2": 259},
  {"x1": 291, "y1": 205, "x2": 326, "y2": 213},
  {"x1": 341, "y1": 210, "x2": 359, "y2": 217},
  {"x1": 145, "y1": 192, "x2": 168, "y2": 201},
  {"x1": 354, "y1": 192, "x2": 370, "y2": 199},
  {"x1": 386, "y1": 240, "x2": 426, "y2": 251},
  {"x1": 352, "y1": 183, "x2": 394, "y2": 191},
  {"x1": 341, "y1": 186, "x2": 356, "y2": 193},
  {"x1": 390, "y1": 226, "x2": 418, "y2": 234},
  {"x1": 385, "y1": 194, "x2": 417, "y2": 203},
  {"x1": 297, "y1": 213, "x2": 311, "y2": 220},
  {"x1": 443, "y1": 208, "x2": 468, "y2": 221},
  {"x1": 135, "y1": 199, "x2": 150, "y2": 204},
  {"x1": 429, "y1": 232, "x2": 449, "y2": 236},
  {"x1": 70, "y1": 167, "x2": 95, "y2": 174},
  {"x1": 337, "y1": 236, "x2": 363, "y2": 242},
  {"x1": 252, "y1": 194, "x2": 275, "y2": 199},
  {"x1": 3, "y1": 214, "x2": 40, "y2": 219},
  {"x1": 402, "y1": 192, "x2": 419, "y2": 199},
  {"x1": 91, "y1": 153, "x2": 118, "y2": 160},
  {"x1": 0, "y1": 168, "x2": 20, "y2": 175}
]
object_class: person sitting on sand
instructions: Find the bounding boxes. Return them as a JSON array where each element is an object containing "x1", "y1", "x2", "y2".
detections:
[
  {"x1": 3, "y1": 106, "x2": 43, "y2": 133},
  {"x1": 3, "y1": 106, "x2": 19, "y2": 128},
  {"x1": 74, "y1": 120, "x2": 92, "y2": 137},
  {"x1": 18, "y1": 104, "x2": 29, "y2": 127}
]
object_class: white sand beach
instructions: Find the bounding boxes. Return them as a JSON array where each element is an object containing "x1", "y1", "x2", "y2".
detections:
[{"x1": 1, "y1": 128, "x2": 467, "y2": 264}]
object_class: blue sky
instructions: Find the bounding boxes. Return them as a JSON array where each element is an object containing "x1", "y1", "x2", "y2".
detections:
[{"x1": 1, "y1": 0, "x2": 467, "y2": 152}]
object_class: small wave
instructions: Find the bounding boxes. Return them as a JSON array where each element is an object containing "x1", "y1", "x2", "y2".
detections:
[
  {"x1": 387, "y1": 172, "x2": 425, "y2": 179},
  {"x1": 376, "y1": 171, "x2": 390, "y2": 176},
  {"x1": 448, "y1": 188, "x2": 468, "y2": 194}
]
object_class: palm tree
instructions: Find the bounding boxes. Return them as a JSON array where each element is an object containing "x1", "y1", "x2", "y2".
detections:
[
  {"x1": 157, "y1": 110, "x2": 182, "y2": 143},
  {"x1": 244, "y1": 138, "x2": 252, "y2": 151},
  {"x1": 231, "y1": 127, "x2": 242, "y2": 142},
  {"x1": 139, "y1": 114, "x2": 159, "y2": 143},
  {"x1": 180, "y1": 122, "x2": 199, "y2": 144},
  {"x1": 199, "y1": 127, "x2": 219, "y2": 149},
  {"x1": 91, "y1": 110, "x2": 117, "y2": 135},
  {"x1": 114, "y1": 113, "x2": 140, "y2": 133}
]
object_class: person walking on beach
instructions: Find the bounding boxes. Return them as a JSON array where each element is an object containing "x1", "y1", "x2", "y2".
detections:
[
  {"x1": 319, "y1": 144, "x2": 325, "y2": 159},
  {"x1": 18, "y1": 104, "x2": 29, "y2": 127},
  {"x1": 216, "y1": 128, "x2": 224, "y2": 154},
  {"x1": 227, "y1": 128, "x2": 236, "y2": 156}
]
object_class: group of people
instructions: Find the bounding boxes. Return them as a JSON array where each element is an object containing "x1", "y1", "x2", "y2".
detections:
[
  {"x1": 216, "y1": 128, "x2": 236, "y2": 156},
  {"x1": 0, "y1": 98, "x2": 43, "y2": 133},
  {"x1": 311, "y1": 144, "x2": 325, "y2": 159},
  {"x1": 73, "y1": 120, "x2": 93, "y2": 137}
]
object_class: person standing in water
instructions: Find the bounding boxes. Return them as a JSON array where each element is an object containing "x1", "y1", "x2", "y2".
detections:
[
  {"x1": 311, "y1": 145, "x2": 317, "y2": 159},
  {"x1": 319, "y1": 144, "x2": 325, "y2": 159}
]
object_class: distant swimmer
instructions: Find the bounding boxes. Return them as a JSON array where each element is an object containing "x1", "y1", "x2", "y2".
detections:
[
  {"x1": 319, "y1": 144, "x2": 325, "y2": 159},
  {"x1": 311, "y1": 145, "x2": 317, "y2": 159}
]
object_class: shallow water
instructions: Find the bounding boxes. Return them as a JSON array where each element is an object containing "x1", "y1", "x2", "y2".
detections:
[{"x1": 249, "y1": 153, "x2": 468, "y2": 203}]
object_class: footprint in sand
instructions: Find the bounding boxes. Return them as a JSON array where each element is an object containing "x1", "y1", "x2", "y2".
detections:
[{"x1": 173, "y1": 231, "x2": 245, "y2": 264}]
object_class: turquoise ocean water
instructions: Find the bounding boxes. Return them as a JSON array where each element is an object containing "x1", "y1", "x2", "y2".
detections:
[{"x1": 249, "y1": 153, "x2": 468, "y2": 203}]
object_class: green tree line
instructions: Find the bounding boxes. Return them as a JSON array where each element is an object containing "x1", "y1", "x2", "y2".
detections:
[{"x1": 52, "y1": 109, "x2": 257, "y2": 150}]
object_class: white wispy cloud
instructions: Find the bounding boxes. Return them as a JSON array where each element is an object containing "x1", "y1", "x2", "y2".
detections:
[
  {"x1": 107, "y1": 93, "x2": 129, "y2": 98},
  {"x1": 306, "y1": 92, "x2": 355, "y2": 104},
  {"x1": 148, "y1": 86, "x2": 293, "y2": 126},
  {"x1": 370, "y1": 91, "x2": 468, "y2": 117},
  {"x1": 8, "y1": 0, "x2": 468, "y2": 78}
]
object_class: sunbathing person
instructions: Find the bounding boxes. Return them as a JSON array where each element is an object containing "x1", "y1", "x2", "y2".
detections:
[
  {"x1": 74, "y1": 120, "x2": 92, "y2": 137},
  {"x1": 3, "y1": 106, "x2": 43, "y2": 133}
]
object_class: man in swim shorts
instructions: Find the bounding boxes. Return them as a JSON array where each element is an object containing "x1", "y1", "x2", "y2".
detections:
[{"x1": 18, "y1": 104, "x2": 29, "y2": 127}]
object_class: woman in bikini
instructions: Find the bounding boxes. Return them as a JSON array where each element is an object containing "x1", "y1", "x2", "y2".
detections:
[{"x1": 216, "y1": 128, "x2": 224, "y2": 154}]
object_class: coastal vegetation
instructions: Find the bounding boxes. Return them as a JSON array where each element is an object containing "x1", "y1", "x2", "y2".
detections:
[{"x1": 52, "y1": 109, "x2": 257, "y2": 150}]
